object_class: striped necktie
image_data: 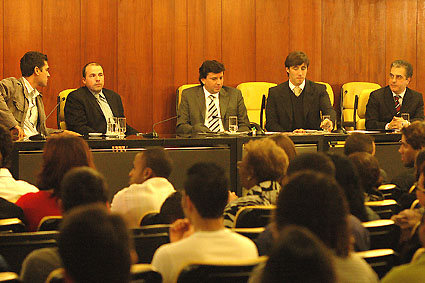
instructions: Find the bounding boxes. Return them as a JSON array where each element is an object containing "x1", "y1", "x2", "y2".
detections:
[
  {"x1": 394, "y1": 95, "x2": 401, "y2": 115},
  {"x1": 207, "y1": 95, "x2": 220, "y2": 132}
]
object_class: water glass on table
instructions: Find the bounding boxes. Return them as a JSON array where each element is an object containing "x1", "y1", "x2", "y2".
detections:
[
  {"x1": 117, "y1": 117, "x2": 126, "y2": 139},
  {"x1": 320, "y1": 115, "x2": 332, "y2": 132},
  {"x1": 107, "y1": 117, "x2": 118, "y2": 136},
  {"x1": 229, "y1": 116, "x2": 238, "y2": 133}
]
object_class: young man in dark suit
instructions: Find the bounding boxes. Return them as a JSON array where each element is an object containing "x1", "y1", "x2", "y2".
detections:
[{"x1": 265, "y1": 51, "x2": 336, "y2": 133}]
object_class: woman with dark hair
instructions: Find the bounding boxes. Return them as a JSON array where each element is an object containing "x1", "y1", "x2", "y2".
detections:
[{"x1": 16, "y1": 135, "x2": 95, "y2": 231}]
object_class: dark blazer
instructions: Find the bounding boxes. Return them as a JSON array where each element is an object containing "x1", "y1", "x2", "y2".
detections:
[
  {"x1": 265, "y1": 80, "x2": 336, "y2": 132},
  {"x1": 176, "y1": 85, "x2": 250, "y2": 134},
  {"x1": 365, "y1": 86, "x2": 424, "y2": 130},
  {"x1": 64, "y1": 87, "x2": 137, "y2": 135}
]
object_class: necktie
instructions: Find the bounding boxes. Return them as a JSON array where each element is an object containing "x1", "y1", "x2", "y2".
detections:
[
  {"x1": 95, "y1": 93, "x2": 114, "y2": 121},
  {"x1": 207, "y1": 95, "x2": 220, "y2": 132},
  {"x1": 293, "y1": 86, "x2": 302, "y2": 96},
  {"x1": 394, "y1": 95, "x2": 401, "y2": 115}
]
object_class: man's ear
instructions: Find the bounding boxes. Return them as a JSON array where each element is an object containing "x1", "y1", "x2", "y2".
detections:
[
  {"x1": 82, "y1": 77, "x2": 86, "y2": 85},
  {"x1": 407, "y1": 77, "x2": 411, "y2": 85},
  {"x1": 143, "y1": 167, "x2": 153, "y2": 180}
]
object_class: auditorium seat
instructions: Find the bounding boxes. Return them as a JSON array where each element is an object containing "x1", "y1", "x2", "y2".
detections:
[
  {"x1": 365, "y1": 199, "x2": 400, "y2": 219},
  {"x1": 132, "y1": 231, "x2": 169, "y2": 263},
  {"x1": 232, "y1": 227, "x2": 265, "y2": 241},
  {"x1": 37, "y1": 216, "x2": 63, "y2": 231},
  {"x1": 356, "y1": 249, "x2": 398, "y2": 278},
  {"x1": 362, "y1": 219, "x2": 399, "y2": 250},
  {"x1": 315, "y1": 81, "x2": 334, "y2": 106},
  {"x1": 0, "y1": 272, "x2": 20, "y2": 283},
  {"x1": 176, "y1": 84, "x2": 200, "y2": 112},
  {"x1": 139, "y1": 211, "x2": 161, "y2": 226},
  {"x1": 0, "y1": 218, "x2": 25, "y2": 233},
  {"x1": 378, "y1": 184, "x2": 397, "y2": 200},
  {"x1": 234, "y1": 206, "x2": 275, "y2": 228}
]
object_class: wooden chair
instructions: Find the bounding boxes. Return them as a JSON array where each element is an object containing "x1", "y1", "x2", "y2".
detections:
[
  {"x1": 356, "y1": 249, "x2": 397, "y2": 279},
  {"x1": 234, "y1": 206, "x2": 275, "y2": 228},
  {"x1": 0, "y1": 272, "x2": 20, "y2": 283},
  {"x1": 362, "y1": 219, "x2": 399, "y2": 250},
  {"x1": 176, "y1": 258, "x2": 266, "y2": 283},
  {"x1": 365, "y1": 199, "x2": 400, "y2": 219},
  {"x1": 232, "y1": 227, "x2": 265, "y2": 241},
  {"x1": 37, "y1": 216, "x2": 63, "y2": 231},
  {"x1": 0, "y1": 218, "x2": 25, "y2": 233}
]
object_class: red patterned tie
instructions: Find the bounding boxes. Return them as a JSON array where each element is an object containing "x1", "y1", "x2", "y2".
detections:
[{"x1": 394, "y1": 95, "x2": 401, "y2": 115}]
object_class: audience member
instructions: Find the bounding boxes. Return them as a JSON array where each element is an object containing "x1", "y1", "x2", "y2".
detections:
[
  {"x1": 151, "y1": 162, "x2": 258, "y2": 283},
  {"x1": 348, "y1": 152, "x2": 384, "y2": 201},
  {"x1": 111, "y1": 148, "x2": 175, "y2": 227},
  {"x1": 16, "y1": 135, "x2": 95, "y2": 231},
  {"x1": 223, "y1": 139, "x2": 288, "y2": 227},
  {"x1": 20, "y1": 167, "x2": 109, "y2": 283},
  {"x1": 268, "y1": 133, "x2": 297, "y2": 161},
  {"x1": 157, "y1": 191, "x2": 184, "y2": 224},
  {"x1": 249, "y1": 225, "x2": 336, "y2": 283},
  {"x1": 252, "y1": 171, "x2": 378, "y2": 283},
  {"x1": 58, "y1": 204, "x2": 134, "y2": 283},
  {"x1": 286, "y1": 152, "x2": 335, "y2": 176}
]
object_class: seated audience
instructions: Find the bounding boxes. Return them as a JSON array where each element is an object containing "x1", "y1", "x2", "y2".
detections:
[
  {"x1": 157, "y1": 191, "x2": 184, "y2": 224},
  {"x1": 111, "y1": 148, "x2": 175, "y2": 227},
  {"x1": 151, "y1": 162, "x2": 258, "y2": 283},
  {"x1": 58, "y1": 204, "x2": 134, "y2": 283},
  {"x1": 223, "y1": 139, "x2": 288, "y2": 227},
  {"x1": 249, "y1": 225, "x2": 336, "y2": 283},
  {"x1": 348, "y1": 152, "x2": 384, "y2": 201},
  {"x1": 251, "y1": 171, "x2": 378, "y2": 283},
  {"x1": 16, "y1": 135, "x2": 95, "y2": 231},
  {"x1": 20, "y1": 167, "x2": 109, "y2": 283},
  {"x1": 268, "y1": 134, "x2": 297, "y2": 162}
]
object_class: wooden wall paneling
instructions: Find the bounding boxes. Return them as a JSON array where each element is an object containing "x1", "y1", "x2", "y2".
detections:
[
  {"x1": 255, "y1": 0, "x2": 288, "y2": 83},
  {"x1": 153, "y1": 0, "x2": 176, "y2": 134},
  {"x1": 289, "y1": 0, "x2": 322, "y2": 82},
  {"x1": 0, "y1": 0, "x2": 4, "y2": 79},
  {"x1": 81, "y1": 0, "x2": 119, "y2": 91},
  {"x1": 174, "y1": 0, "x2": 188, "y2": 91},
  {"x1": 204, "y1": 0, "x2": 222, "y2": 62},
  {"x1": 118, "y1": 0, "x2": 153, "y2": 133},
  {"x1": 42, "y1": 0, "x2": 81, "y2": 128},
  {"x1": 385, "y1": 1, "x2": 417, "y2": 90},
  {"x1": 3, "y1": 0, "x2": 43, "y2": 78},
  {"x1": 416, "y1": 0, "x2": 425, "y2": 97},
  {"x1": 222, "y1": 0, "x2": 256, "y2": 86},
  {"x1": 352, "y1": 0, "x2": 386, "y2": 86}
]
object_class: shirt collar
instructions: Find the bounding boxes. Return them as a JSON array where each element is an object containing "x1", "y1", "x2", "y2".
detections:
[
  {"x1": 203, "y1": 86, "x2": 219, "y2": 99},
  {"x1": 22, "y1": 77, "x2": 40, "y2": 98},
  {"x1": 289, "y1": 79, "x2": 306, "y2": 91},
  {"x1": 392, "y1": 88, "x2": 407, "y2": 99},
  {"x1": 89, "y1": 88, "x2": 104, "y2": 99}
]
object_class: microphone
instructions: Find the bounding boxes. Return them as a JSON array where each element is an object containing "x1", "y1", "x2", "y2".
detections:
[
  {"x1": 142, "y1": 116, "x2": 178, "y2": 138},
  {"x1": 45, "y1": 97, "x2": 65, "y2": 120}
]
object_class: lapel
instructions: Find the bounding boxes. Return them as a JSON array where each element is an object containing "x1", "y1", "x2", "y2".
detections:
[
  {"x1": 383, "y1": 87, "x2": 397, "y2": 116},
  {"x1": 84, "y1": 87, "x2": 104, "y2": 117},
  {"x1": 219, "y1": 87, "x2": 229, "y2": 120},
  {"x1": 280, "y1": 81, "x2": 294, "y2": 122},
  {"x1": 195, "y1": 87, "x2": 207, "y2": 121},
  {"x1": 103, "y1": 90, "x2": 117, "y2": 116},
  {"x1": 302, "y1": 80, "x2": 313, "y2": 119},
  {"x1": 400, "y1": 88, "x2": 411, "y2": 112}
]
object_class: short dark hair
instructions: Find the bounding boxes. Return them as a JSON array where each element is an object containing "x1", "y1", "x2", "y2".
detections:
[
  {"x1": 401, "y1": 121, "x2": 425, "y2": 150},
  {"x1": 344, "y1": 133, "x2": 375, "y2": 155},
  {"x1": 143, "y1": 148, "x2": 173, "y2": 178},
  {"x1": 58, "y1": 205, "x2": 132, "y2": 283},
  {"x1": 60, "y1": 167, "x2": 109, "y2": 213},
  {"x1": 275, "y1": 171, "x2": 350, "y2": 257},
  {"x1": 268, "y1": 134, "x2": 297, "y2": 162},
  {"x1": 82, "y1": 62, "x2": 102, "y2": 78},
  {"x1": 20, "y1": 51, "x2": 48, "y2": 77},
  {"x1": 184, "y1": 162, "x2": 228, "y2": 218},
  {"x1": 158, "y1": 191, "x2": 184, "y2": 224},
  {"x1": 284, "y1": 51, "x2": 310, "y2": 69},
  {"x1": 262, "y1": 225, "x2": 336, "y2": 283},
  {"x1": 0, "y1": 124, "x2": 14, "y2": 168},
  {"x1": 287, "y1": 152, "x2": 335, "y2": 177},
  {"x1": 198, "y1": 60, "x2": 225, "y2": 85},
  {"x1": 348, "y1": 152, "x2": 381, "y2": 194},
  {"x1": 391, "y1": 59, "x2": 413, "y2": 78}
]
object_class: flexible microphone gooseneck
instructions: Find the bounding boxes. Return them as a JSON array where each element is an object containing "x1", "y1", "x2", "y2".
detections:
[
  {"x1": 45, "y1": 97, "x2": 66, "y2": 120},
  {"x1": 142, "y1": 116, "x2": 178, "y2": 138}
]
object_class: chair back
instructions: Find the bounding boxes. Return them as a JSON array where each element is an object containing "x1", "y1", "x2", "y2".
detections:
[
  {"x1": 236, "y1": 82, "x2": 277, "y2": 128},
  {"x1": 362, "y1": 219, "x2": 399, "y2": 250},
  {"x1": 0, "y1": 231, "x2": 59, "y2": 273},
  {"x1": 131, "y1": 264, "x2": 162, "y2": 283},
  {"x1": 139, "y1": 211, "x2": 162, "y2": 226},
  {"x1": 356, "y1": 249, "x2": 397, "y2": 279},
  {"x1": 378, "y1": 184, "x2": 397, "y2": 200},
  {"x1": 0, "y1": 272, "x2": 20, "y2": 283},
  {"x1": 231, "y1": 227, "x2": 265, "y2": 241},
  {"x1": 356, "y1": 88, "x2": 375, "y2": 130},
  {"x1": 234, "y1": 206, "x2": 275, "y2": 228},
  {"x1": 57, "y1": 89, "x2": 77, "y2": 129},
  {"x1": 132, "y1": 232, "x2": 169, "y2": 263},
  {"x1": 176, "y1": 84, "x2": 200, "y2": 112},
  {"x1": 0, "y1": 218, "x2": 25, "y2": 233},
  {"x1": 176, "y1": 258, "x2": 265, "y2": 283},
  {"x1": 341, "y1": 82, "x2": 380, "y2": 130},
  {"x1": 132, "y1": 224, "x2": 171, "y2": 235},
  {"x1": 315, "y1": 81, "x2": 334, "y2": 106},
  {"x1": 38, "y1": 216, "x2": 63, "y2": 231},
  {"x1": 365, "y1": 199, "x2": 400, "y2": 219}
]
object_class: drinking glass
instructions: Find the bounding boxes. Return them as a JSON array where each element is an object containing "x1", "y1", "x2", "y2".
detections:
[
  {"x1": 320, "y1": 115, "x2": 332, "y2": 132},
  {"x1": 117, "y1": 117, "x2": 126, "y2": 139},
  {"x1": 229, "y1": 116, "x2": 238, "y2": 133},
  {"x1": 107, "y1": 117, "x2": 118, "y2": 136}
]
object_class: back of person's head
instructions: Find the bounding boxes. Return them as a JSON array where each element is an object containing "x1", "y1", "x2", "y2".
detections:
[
  {"x1": 184, "y1": 162, "x2": 228, "y2": 218},
  {"x1": 275, "y1": 171, "x2": 349, "y2": 257},
  {"x1": 262, "y1": 225, "x2": 336, "y2": 283},
  {"x1": 416, "y1": 149, "x2": 425, "y2": 179},
  {"x1": 37, "y1": 135, "x2": 95, "y2": 195},
  {"x1": 58, "y1": 204, "x2": 132, "y2": 283},
  {"x1": 401, "y1": 121, "x2": 425, "y2": 150},
  {"x1": 327, "y1": 153, "x2": 368, "y2": 222},
  {"x1": 284, "y1": 51, "x2": 310, "y2": 68},
  {"x1": 287, "y1": 152, "x2": 335, "y2": 177},
  {"x1": 20, "y1": 51, "x2": 48, "y2": 77},
  {"x1": 60, "y1": 167, "x2": 108, "y2": 213},
  {"x1": 344, "y1": 133, "x2": 375, "y2": 155},
  {"x1": 268, "y1": 134, "x2": 297, "y2": 162},
  {"x1": 198, "y1": 60, "x2": 225, "y2": 85},
  {"x1": 158, "y1": 191, "x2": 184, "y2": 224},
  {"x1": 348, "y1": 152, "x2": 380, "y2": 193},
  {"x1": 144, "y1": 147, "x2": 173, "y2": 178},
  {"x1": 0, "y1": 125, "x2": 13, "y2": 168},
  {"x1": 244, "y1": 138, "x2": 288, "y2": 183}
]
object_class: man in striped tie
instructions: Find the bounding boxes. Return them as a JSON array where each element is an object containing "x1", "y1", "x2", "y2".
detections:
[
  {"x1": 176, "y1": 60, "x2": 250, "y2": 134},
  {"x1": 366, "y1": 60, "x2": 424, "y2": 130}
]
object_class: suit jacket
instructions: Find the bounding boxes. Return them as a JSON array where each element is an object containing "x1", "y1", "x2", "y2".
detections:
[
  {"x1": 265, "y1": 80, "x2": 336, "y2": 132},
  {"x1": 176, "y1": 85, "x2": 250, "y2": 134},
  {"x1": 365, "y1": 86, "x2": 424, "y2": 130},
  {"x1": 0, "y1": 77, "x2": 48, "y2": 136},
  {"x1": 64, "y1": 86, "x2": 137, "y2": 135}
]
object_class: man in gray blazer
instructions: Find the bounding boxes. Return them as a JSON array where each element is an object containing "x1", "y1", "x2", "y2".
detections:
[{"x1": 176, "y1": 60, "x2": 250, "y2": 134}]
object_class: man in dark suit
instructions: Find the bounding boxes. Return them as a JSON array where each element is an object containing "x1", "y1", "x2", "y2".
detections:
[
  {"x1": 365, "y1": 60, "x2": 424, "y2": 130},
  {"x1": 176, "y1": 60, "x2": 250, "y2": 134},
  {"x1": 64, "y1": 62, "x2": 138, "y2": 136},
  {"x1": 265, "y1": 51, "x2": 336, "y2": 132}
]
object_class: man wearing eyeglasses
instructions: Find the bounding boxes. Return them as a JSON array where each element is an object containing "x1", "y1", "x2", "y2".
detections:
[{"x1": 365, "y1": 60, "x2": 424, "y2": 130}]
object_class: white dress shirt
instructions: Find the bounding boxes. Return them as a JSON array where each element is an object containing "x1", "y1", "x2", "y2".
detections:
[
  {"x1": 203, "y1": 87, "x2": 224, "y2": 132},
  {"x1": 22, "y1": 78, "x2": 40, "y2": 137}
]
